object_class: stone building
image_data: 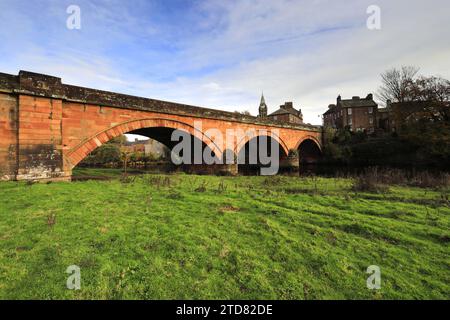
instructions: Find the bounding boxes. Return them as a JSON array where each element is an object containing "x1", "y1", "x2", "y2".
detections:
[
  {"x1": 323, "y1": 94, "x2": 378, "y2": 133},
  {"x1": 121, "y1": 138, "x2": 168, "y2": 159},
  {"x1": 258, "y1": 94, "x2": 303, "y2": 124},
  {"x1": 144, "y1": 139, "x2": 169, "y2": 158}
]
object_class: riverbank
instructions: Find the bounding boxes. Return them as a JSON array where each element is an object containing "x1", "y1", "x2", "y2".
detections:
[{"x1": 0, "y1": 173, "x2": 448, "y2": 299}]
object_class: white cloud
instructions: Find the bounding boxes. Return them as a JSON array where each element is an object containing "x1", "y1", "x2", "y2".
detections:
[{"x1": 0, "y1": 0, "x2": 449, "y2": 125}]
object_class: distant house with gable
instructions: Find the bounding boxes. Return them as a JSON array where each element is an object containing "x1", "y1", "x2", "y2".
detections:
[
  {"x1": 323, "y1": 94, "x2": 378, "y2": 133},
  {"x1": 257, "y1": 94, "x2": 304, "y2": 125}
]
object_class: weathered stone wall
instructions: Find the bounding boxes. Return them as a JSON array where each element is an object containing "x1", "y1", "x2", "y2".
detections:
[
  {"x1": 0, "y1": 93, "x2": 18, "y2": 180},
  {"x1": 16, "y1": 95, "x2": 66, "y2": 180}
]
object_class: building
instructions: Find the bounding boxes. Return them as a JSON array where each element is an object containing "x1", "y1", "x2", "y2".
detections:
[
  {"x1": 267, "y1": 101, "x2": 304, "y2": 124},
  {"x1": 257, "y1": 94, "x2": 304, "y2": 124},
  {"x1": 377, "y1": 105, "x2": 391, "y2": 132},
  {"x1": 121, "y1": 138, "x2": 146, "y2": 153},
  {"x1": 323, "y1": 94, "x2": 378, "y2": 133},
  {"x1": 121, "y1": 138, "x2": 168, "y2": 159},
  {"x1": 257, "y1": 93, "x2": 268, "y2": 119},
  {"x1": 378, "y1": 100, "x2": 446, "y2": 133},
  {"x1": 144, "y1": 139, "x2": 169, "y2": 158}
]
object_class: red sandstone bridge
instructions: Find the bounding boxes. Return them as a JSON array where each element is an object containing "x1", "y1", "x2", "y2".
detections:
[{"x1": 0, "y1": 71, "x2": 322, "y2": 181}]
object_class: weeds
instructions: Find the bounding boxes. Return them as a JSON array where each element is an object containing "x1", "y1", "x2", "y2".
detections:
[
  {"x1": 143, "y1": 175, "x2": 174, "y2": 189},
  {"x1": 167, "y1": 191, "x2": 183, "y2": 200},
  {"x1": 216, "y1": 180, "x2": 227, "y2": 193},
  {"x1": 352, "y1": 167, "x2": 450, "y2": 191},
  {"x1": 46, "y1": 213, "x2": 57, "y2": 228},
  {"x1": 194, "y1": 181, "x2": 207, "y2": 193},
  {"x1": 351, "y1": 167, "x2": 390, "y2": 193},
  {"x1": 120, "y1": 174, "x2": 135, "y2": 184}
]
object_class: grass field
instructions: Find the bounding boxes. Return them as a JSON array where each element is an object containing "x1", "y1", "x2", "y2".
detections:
[{"x1": 0, "y1": 168, "x2": 449, "y2": 299}]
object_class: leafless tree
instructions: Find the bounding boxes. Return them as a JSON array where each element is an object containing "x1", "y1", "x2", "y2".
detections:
[
  {"x1": 410, "y1": 76, "x2": 450, "y2": 121},
  {"x1": 377, "y1": 66, "x2": 419, "y2": 103},
  {"x1": 234, "y1": 110, "x2": 252, "y2": 116},
  {"x1": 412, "y1": 76, "x2": 450, "y2": 103}
]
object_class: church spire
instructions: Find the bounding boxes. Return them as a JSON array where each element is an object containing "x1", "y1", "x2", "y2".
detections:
[
  {"x1": 260, "y1": 92, "x2": 266, "y2": 106},
  {"x1": 258, "y1": 92, "x2": 267, "y2": 119}
]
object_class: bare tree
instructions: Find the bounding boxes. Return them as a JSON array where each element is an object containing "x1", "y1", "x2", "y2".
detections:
[
  {"x1": 234, "y1": 110, "x2": 252, "y2": 116},
  {"x1": 410, "y1": 76, "x2": 450, "y2": 121},
  {"x1": 377, "y1": 66, "x2": 419, "y2": 103},
  {"x1": 411, "y1": 76, "x2": 450, "y2": 103}
]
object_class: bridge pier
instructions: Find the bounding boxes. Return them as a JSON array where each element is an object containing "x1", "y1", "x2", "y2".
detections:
[{"x1": 278, "y1": 156, "x2": 300, "y2": 175}]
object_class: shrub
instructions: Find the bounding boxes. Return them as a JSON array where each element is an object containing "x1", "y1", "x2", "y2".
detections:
[{"x1": 351, "y1": 167, "x2": 389, "y2": 193}]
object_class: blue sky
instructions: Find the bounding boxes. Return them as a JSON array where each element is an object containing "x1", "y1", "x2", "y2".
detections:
[{"x1": 1, "y1": 0, "x2": 449, "y2": 126}]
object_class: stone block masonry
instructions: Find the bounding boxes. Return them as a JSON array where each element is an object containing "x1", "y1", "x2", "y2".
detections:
[{"x1": 0, "y1": 70, "x2": 322, "y2": 181}]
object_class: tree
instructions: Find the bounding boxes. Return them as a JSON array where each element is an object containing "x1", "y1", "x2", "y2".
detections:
[
  {"x1": 377, "y1": 66, "x2": 419, "y2": 103},
  {"x1": 410, "y1": 76, "x2": 450, "y2": 122},
  {"x1": 234, "y1": 110, "x2": 252, "y2": 116},
  {"x1": 411, "y1": 76, "x2": 450, "y2": 103},
  {"x1": 389, "y1": 76, "x2": 450, "y2": 125},
  {"x1": 109, "y1": 135, "x2": 127, "y2": 145},
  {"x1": 121, "y1": 149, "x2": 132, "y2": 174},
  {"x1": 80, "y1": 143, "x2": 121, "y2": 166}
]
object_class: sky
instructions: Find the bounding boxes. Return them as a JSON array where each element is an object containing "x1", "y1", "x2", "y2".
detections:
[{"x1": 0, "y1": 0, "x2": 449, "y2": 129}]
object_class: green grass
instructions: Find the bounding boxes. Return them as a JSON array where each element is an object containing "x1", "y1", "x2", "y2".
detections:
[{"x1": 0, "y1": 169, "x2": 449, "y2": 299}]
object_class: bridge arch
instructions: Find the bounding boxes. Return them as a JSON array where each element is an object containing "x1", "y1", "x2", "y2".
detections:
[
  {"x1": 234, "y1": 131, "x2": 289, "y2": 157},
  {"x1": 236, "y1": 133, "x2": 289, "y2": 175},
  {"x1": 295, "y1": 135, "x2": 322, "y2": 152},
  {"x1": 296, "y1": 136, "x2": 322, "y2": 164},
  {"x1": 65, "y1": 118, "x2": 223, "y2": 169}
]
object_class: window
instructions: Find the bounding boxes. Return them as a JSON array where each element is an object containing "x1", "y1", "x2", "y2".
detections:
[
  {"x1": 369, "y1": 116, "x2": 373, "y2": 125},
  {"x1": 273, "y1": 116, "x2": 278, "y2": 120},
  {"x1": 348, "y1": 118, "x2": 352, "y2": 125},
  {"x1": 347, "y1": 108, "x2": 352, "y2": 115},
  {"x1": 368, "y1": 107, "x2": 373, "y2": 114}
]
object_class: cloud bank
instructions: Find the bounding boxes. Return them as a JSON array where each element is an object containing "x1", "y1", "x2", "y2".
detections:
[{"x1": 0, "y1": 0, "x2": 449, "y2": 125}]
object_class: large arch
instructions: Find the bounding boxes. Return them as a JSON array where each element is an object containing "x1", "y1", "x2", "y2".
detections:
[
  {"x1": 65, "y1": 118, "x2": 223, "y2": 169},
  {"x1": 234, "y1": 130, "x2": 289, "y2": 157},
  {"x1": 294, "y1": 135, "x2": 322, "y2": 152},
  {"x1": 236, "y1": 134, "x2": 289, "y2": 175},
  {"x1": 297, "y1": 136, "x2": 322, "y2": 164}
]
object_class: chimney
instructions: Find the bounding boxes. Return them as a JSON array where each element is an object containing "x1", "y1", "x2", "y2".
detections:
[
  {"x1": 366, "y1": 93, "x2": 373, "y2": 100},
  {"x1": 352, "y1": 96, "x2": 360, "y2": 100},
  {"x1": 386, "y1": 99, "x2": 392, "y2": 109},
  {"x1": 337, "y1": 95, "x2": 341, "y2": 104},
  {"x1": 280, "y1": 102, "x2": 293, "y2": 109}
]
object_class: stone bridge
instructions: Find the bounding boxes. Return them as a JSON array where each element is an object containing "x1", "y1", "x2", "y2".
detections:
[{"x1": 0, "y1": 71, "x2": 322, "y2": 181}]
